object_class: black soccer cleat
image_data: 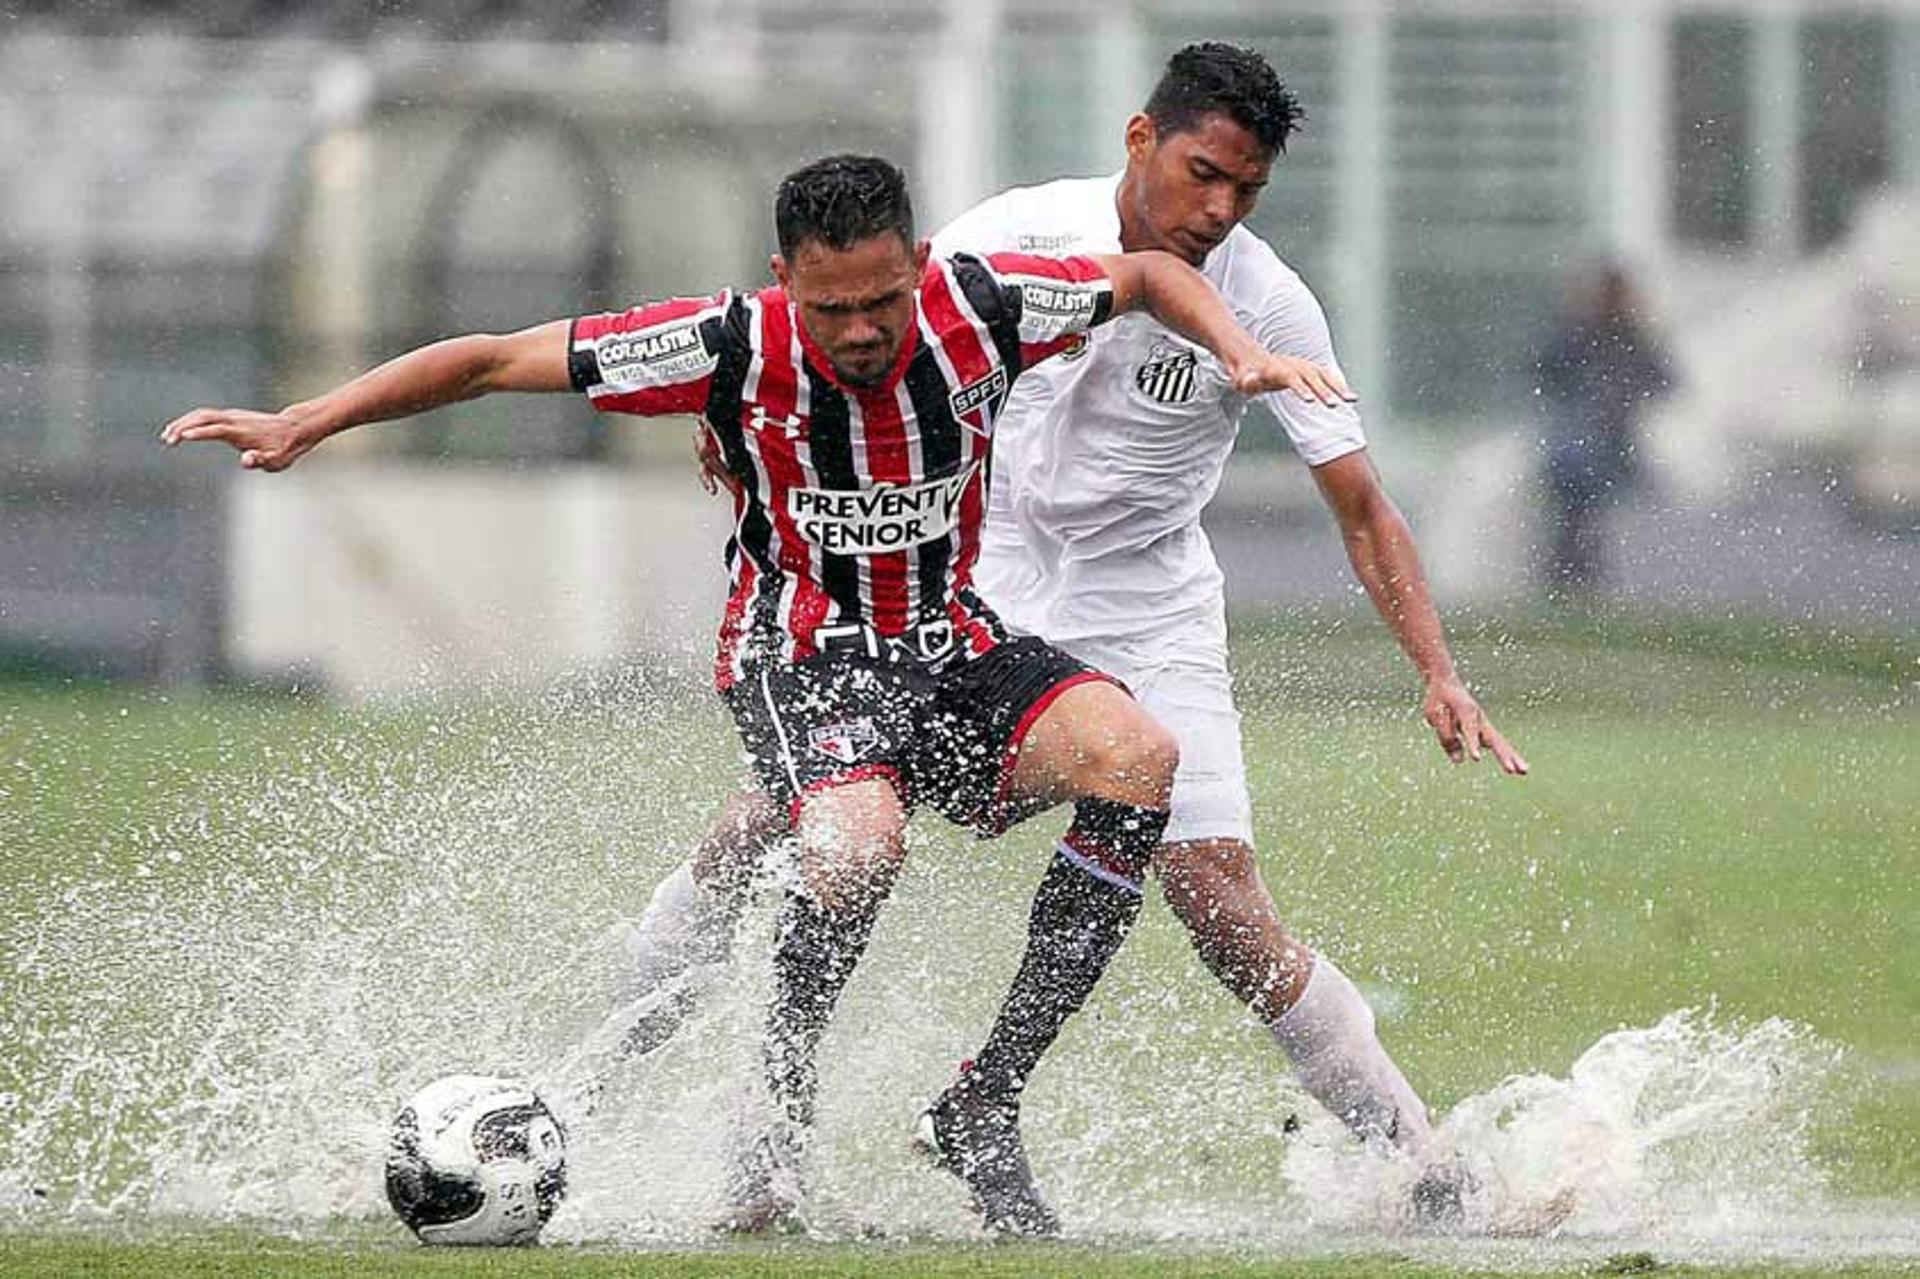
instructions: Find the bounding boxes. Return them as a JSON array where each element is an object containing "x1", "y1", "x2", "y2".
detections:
[{"x1": 911, "y1": 1072, "x2": 1060, "y2": 1238}]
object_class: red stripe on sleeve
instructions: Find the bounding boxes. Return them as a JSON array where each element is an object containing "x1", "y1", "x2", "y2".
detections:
[
  {"x1": 982, "y1": 252, "x2": 1109, "y2": 283},
  {"x1": 982, "y1": 252, "x2": 1115, "y2": 367}
]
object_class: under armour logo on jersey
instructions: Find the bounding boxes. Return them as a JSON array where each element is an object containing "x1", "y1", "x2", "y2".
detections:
[
  {"x1": 747, "y1": 404, "x2": 804, "y2": 437},
  {"x1": 809, "y1": 718, "x2": 878, "y2": 765},
  {"x1": 1135, "y1": 342, "x2": 1199, "y2": 405}
]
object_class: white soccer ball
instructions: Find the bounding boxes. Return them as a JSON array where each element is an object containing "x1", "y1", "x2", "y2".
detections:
[{"x1": 384, "y1": 1074, "x2": 568, "y2": 1246}]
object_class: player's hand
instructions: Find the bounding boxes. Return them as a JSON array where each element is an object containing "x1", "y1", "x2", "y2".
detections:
[
  {"x1": 159, "y1": 405, "x2": 322, "y2": 472},
  {"x1": 694, "y1": 418, "x2": 739, "y2": 497},
  {"x1": 1227, "y1": 350, "x2": 1356, "y2": 408},
  {"x1": 1424, "y1": 676, "x2": 1528, "y2": 775}
]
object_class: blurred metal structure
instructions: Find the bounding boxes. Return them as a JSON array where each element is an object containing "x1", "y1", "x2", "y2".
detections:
[{"x1": 1, "y1": 1, "x2": 1914, "y2": 689}]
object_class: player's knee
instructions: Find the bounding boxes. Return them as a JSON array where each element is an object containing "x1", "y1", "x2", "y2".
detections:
[
  {"x1": 1105, "y1": 716, "x2": 1178, "y2": 805},
  {"x1": 796, "y1": 779, "x2": 907, "y2": 916},
  {"x1": 1071, "y1": 728, "x2": 1174, "y2": 808},
  {"x1": 1157, "y1": 839, "x2": 1253, "y2": 923},
  {"x1": 694, "y1": 789, "x2": 788, "y2": 893}
]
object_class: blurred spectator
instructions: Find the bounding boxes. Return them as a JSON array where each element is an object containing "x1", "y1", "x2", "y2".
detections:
[{"x1": 1533, "y1": 263, "x2": 1676, "y2": 596}]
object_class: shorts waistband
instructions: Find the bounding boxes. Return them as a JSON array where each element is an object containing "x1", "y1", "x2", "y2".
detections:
[{"x1": 812, "y1": 619, "x2": 959, "y2": 670}]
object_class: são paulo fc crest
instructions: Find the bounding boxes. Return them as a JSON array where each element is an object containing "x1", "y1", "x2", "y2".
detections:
[
  {"x1": 809, "y1": 718, "x2": 879, "y2": 765},
  {"x1": 948, "y1": 366, "x2": 1009, "y2": 437},
  {"x1": 1135, "y1": 341, "x2": 1200, "y2": 405}
]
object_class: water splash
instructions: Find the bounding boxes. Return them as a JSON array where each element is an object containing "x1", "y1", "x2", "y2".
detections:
[
  {"x1": 2, "y1": 686, "x2": 1907, "y2": 1264},
  {"x1": 1, "y1": 679, "x2": 727, "y2": 1230},
  {"x1": 1283, "y1": 1010, "x2": 1842, "y2": 1241}
]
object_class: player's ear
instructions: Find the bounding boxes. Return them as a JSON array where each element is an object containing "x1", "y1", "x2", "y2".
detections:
[
  {"x1": 912, "y1": 239, "x2": 931, "y2": 274},
  {"x1": 770, "y1": 253, "x2": 789, "y2": 289},
  {"x1": 1124, "y1": 112, "x2": 1158, "y2": 162}
]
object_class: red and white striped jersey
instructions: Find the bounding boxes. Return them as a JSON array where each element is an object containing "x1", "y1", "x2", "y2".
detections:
[{"x1": 569, "y1": 251, "x2": 1115, "y2": 690}]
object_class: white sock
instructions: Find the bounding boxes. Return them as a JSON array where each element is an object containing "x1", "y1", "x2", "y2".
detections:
[
  {"x1": 552, "y1": 862, "x2": 742, "y2": 1115},
  {"x1": 1270, "y1": 955, "x2": 1435, "y2": 1154},
  {"x1": 622, "y1": 861, "x2": 738, "y2": 997}
]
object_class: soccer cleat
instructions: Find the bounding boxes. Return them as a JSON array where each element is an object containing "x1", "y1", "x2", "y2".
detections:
[
  {"x1": 720, "y1": 1119, "x2": 806, "y2": 1234},
  {"x1": 911, "y1": 1073, "x2": 1060, "y2": 1238},
  {"x1": 1407, "y1": 1154, "x2": 1473, "y2": 1231}
]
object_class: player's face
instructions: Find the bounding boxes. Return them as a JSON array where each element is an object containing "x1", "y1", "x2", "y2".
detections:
[
  {"x1": 774, "y1": 233, "x2": 929, "y2": 388},
  {"x1": 1120, "y1": 111, "x2": 1274, "y2": 265}
]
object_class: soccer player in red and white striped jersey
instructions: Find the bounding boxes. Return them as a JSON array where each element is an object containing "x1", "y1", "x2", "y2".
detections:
[
  {"x1": 567, "y1": 237, "x2": 1117, "y2": 688},
  {"x1": 162, "y1": 152, "x2": 1351, "y2": 1234}
]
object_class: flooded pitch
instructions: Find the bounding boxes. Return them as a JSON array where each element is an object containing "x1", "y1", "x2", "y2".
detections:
[{"x1": 3, "y1": 683, "x2": 1916, "y2": 1269}]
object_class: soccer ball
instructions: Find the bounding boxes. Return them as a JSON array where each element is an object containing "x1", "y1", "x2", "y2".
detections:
[{"x1": 384, "y1": 1074, "x2": 569, "y2": 1246}]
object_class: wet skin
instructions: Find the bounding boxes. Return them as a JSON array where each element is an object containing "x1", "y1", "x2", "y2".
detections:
[
  {"x1": 772, "y1": 234, "x2": 931, "y2": 389},
  {"x1": 1117, "y1": 111, "x2": 1273, "y2": 265}
]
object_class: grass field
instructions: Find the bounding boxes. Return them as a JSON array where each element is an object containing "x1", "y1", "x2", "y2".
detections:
[
  {"x1": 2, "y1": 612, "x2": 1916, "y2": 1276},
  {"x1": 4, "y1": 1230, "x2": 1920, "y2": 1279}
]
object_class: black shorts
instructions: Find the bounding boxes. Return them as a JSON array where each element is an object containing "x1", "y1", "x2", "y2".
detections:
[{"x1": 722, "y1": 635, "x2": 1116, "y2": 836}]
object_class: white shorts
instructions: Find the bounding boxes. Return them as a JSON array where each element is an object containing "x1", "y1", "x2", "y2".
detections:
[{"x1": 1054, "y1": 611, "x2": 1253, "y2": 847}]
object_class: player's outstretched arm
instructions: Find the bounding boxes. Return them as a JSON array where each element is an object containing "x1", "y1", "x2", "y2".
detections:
[
  {"x1": 1095, "y1": 250, "x2": 1355, "y2": 407},
  {"x1": 1311, "y1": 450, "x2": 1528, "y2": 775},
  {"x1": 159, "y1": 320, "x2": 573, "y2": 471}
]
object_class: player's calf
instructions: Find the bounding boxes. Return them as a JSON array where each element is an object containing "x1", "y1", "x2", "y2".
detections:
[
  {"x1": 1271, "y1": 955, "x2": 1436, "y2": 1155},
  {"x1": 917, "y1": 800, "x2": 1162, "y2": 1233},
  {"x1": 728, "y1": 779, "x2": 905, "y2": 1228},
  {"x1": 1154, "y1": 837, "x2": 1313, "y2": 1022}
]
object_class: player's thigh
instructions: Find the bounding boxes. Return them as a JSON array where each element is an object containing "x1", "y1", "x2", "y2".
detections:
[
  {"x1": 692, "y1": 789, "x2": 789, "y2": 893},
  {"x1": 909, "y1": 635, "x2": 1114, "y2": 832},
  {"x1": 720, "y1": 656, "x2": 919, "y2": 822},
  {"x1": 1002, "y1": 678, "x2": 1178, "y2": 811},
  {"x1": 1131, "y1": 657, "x2": 1254, "y2": 847}
]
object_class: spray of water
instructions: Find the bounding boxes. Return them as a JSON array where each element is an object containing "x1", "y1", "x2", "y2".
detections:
[
  {"x1": 1283, "y1": 1010, "x2": 1840, "y2": 1236},
  {"x1": 2, "y1": 681, "x2": 1906, "y2": 1264}
]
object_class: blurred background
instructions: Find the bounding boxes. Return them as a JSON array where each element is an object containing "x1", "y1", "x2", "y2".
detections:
[
  {"x1": 4, "y1": 5, "x2": 1917, "y2": 1241},
  {"x1": 1, "y1": 0, "x2": 1915, "y2": 694}
]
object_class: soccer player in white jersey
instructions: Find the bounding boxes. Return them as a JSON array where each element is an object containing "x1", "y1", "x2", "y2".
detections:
[{"x1": 600, "y1": 44, "x2": 1527, "y2": 1233}]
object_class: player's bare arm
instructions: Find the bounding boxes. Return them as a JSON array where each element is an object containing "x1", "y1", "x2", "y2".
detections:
[
  {"x1": 1310, "y1": 449, "x2": 1528, "y2": 775},
  {"x1": 159, "y1": 320, "x2": 573, "y2": 471},
  {"x1": 1095, "y1": 250, "x2": 1355, "y2": 407}
]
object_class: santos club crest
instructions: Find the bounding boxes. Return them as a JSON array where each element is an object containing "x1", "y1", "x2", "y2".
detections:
[{"x1": 1135, "y1": 341, "x2": 1199, "y2": 405}]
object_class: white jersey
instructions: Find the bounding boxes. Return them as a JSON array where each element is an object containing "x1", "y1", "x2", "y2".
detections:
[{"x1": 933, "y1": 172, "x2": 1366, "y2": 643}]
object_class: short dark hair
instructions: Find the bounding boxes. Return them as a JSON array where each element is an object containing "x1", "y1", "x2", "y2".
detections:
[
  {"x1": 774, "y1": 154, "x2": 915, "y2": 258},
  {"x1": 1143, "y1": 42, "x2": 1303, "y2": 155}
]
